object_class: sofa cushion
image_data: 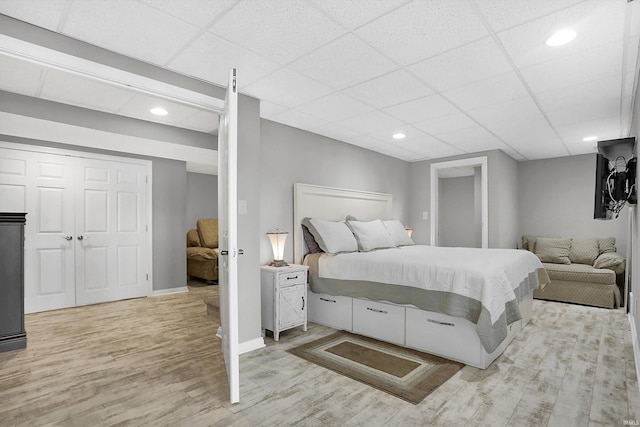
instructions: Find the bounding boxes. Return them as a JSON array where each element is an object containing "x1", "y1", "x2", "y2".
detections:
[
  {"x1": 535, "y1": 237, "x2": 572, "y2": 264},
  {"x1": 598, "y1": 237, "x2": 616, "y2": 254},
  {"x1": 521, "y1": 235, "x2": 537, "y2": 252},
  {"x1": 542, "y1": 262, "x2": 616, "y2": 285},
  {"x1": 569, "y1": 238, "x2": 599, "y2": 265},
  {"x1": 186, "y1": 229, "x2": 201, "y2": 247},
  {"x1": 197, "y1": 218, "x2": 218, "y2": 249},
  {"x1": 187, "y1": 247, "x2": 219, "y2": 261}
]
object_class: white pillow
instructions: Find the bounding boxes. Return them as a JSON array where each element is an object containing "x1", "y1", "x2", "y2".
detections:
[
  {"x1": 301, "y1": 218, "x2": 358, "y2": 254},
  {"x1": 383, "y1": 220, "x2": 415, "y2": 247},
  {"x1": 346, "y1": 219, "x2": 396, "y2": 252}
]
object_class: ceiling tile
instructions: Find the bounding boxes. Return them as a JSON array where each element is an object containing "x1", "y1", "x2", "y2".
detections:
[
  {"x1": 210, "y1": 0, "x2": 346, "y2": 64},
  {"x1": 0, "y1": 0, "x2": 66, "y2": 32},
  {"x1": 268, "y1": 108, "x2": 328, "y2": 131},
  {"x1": 435, "y1": 124, "x2": 506, "y2": 153},
  {"x1": 443, "y1": 71, "x2": 530, "y2": 111},
  {"x1": 536, "y1": 75, "x2": 621, "y2": 118},
  {"x1": 383, "y1": 94, "x2": 461, "y2": 124},
  {"x1": 40, "y1": 68, "x2": 136, "y2": 112},
  {"x1": 498, "y1": 0, "x2": 626, "y2": 68},
  {"x1": 556, "y1": 115, "x2": 621, "y2": 145},
  {"x1": 473, "y1": 0, "x2": 586, "y2": 32},
  {"x1": 118, "y1": 93, "x2": 208, "y2": 127},
  {"x1": 260, "y1": 101, "x2": 288, "y2": 119},
  {"x1": 467, "y1": 97, "x2": 567, "y2": 158},
  {"x1": 243, "y1": 68, "x2": 333, "y2": 108},
  {"x1": 412, "y1": 112, "x2": 478, "y2": 137},
  {"x1": 409, "y1": 37, "x2": 513, "y2": 92},
  {"x1": 520, "y1": 42, "x2": 622, "y2": 93},
  {"x1": 343, "y1": 69, "x2": 433, "y2": 109},
  {"x1": 355, "y1": 0, "x2": 488, "y2": 66},
  {"x1": 309, "y1": 0, "x2": 410, "y2": 30},
  {"x1": 308, "y1": 122, "x2": 361, "y2": 142},
  {"x1": 296, "y1": 92, "x2": 374, "y2": 124},
  {"x1": 169, "y1": 32, "x2": 280, "y2": 87},
  {"x1": 0, "y1": 55, "x2": 45, "y2": 97},
  {"x1": 177, "y1": 110, "x2": 219, "y2": 133},
  {"x1": 138, "y1": 0, "x2": 237, "y2": 28},
  {"x1": 335, "y1": 110, "x2": 406, "y2": 135},
  {"x1": 62, "y1": 0, "x2": 200, "y2": 66},
  {"x1": 289, "y1": 34, "x2": 398, "y2": 90}
]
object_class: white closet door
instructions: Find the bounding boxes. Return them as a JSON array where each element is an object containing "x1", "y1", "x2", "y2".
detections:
[
  {"x1": 75, "y1": 157, "x2": 148, "y2": 306},
  {"x1": 0, "y1": 148, "x2": 76, "y2": 313}
]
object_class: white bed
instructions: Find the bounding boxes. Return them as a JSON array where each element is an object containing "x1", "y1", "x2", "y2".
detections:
[{"x1": 293, "y1": 183, "x2": 545, "y2": 369}]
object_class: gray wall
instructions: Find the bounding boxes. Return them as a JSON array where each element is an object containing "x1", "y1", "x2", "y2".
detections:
[
  {"x1": 236, "y1": 93, "x2": 262, "y2": 344},
  {"x1": 259, "y1": 119, "x2": 411, "y2": 265},
  {"x1": 438, "y1": 176, "x2": 477, "y2": 247},
  {"x1": 152, "y1": 158, "x2": 188, "y2": 290},
  {"x1": 186, "y1": 172, "x2": 218, "y2": 229},
  {"x1": 518, "y1": 153, "x2": 628, "y2": 255},
  {"x1": 409, "y1": 150, "x2": 519, "y2": 248}
]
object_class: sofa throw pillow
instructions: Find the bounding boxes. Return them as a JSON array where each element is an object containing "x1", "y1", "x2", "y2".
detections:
[
  {"x1": 598, "y1": 237, "x2": 616, "y2": 254},
  {"x1": 186, "y1": 229, "x2": 201, "y2": 247},
  {"x1": 594, "y1": 252, "x2": 626, "y2": 274},
  {"x1": 534, "y1": 237, "x2": 572, "y2": 264},
  {"x1": 521, "y1": 235, "x2": 537, "y2": 252},
  {"x1": 383, "y1": 220, "x2": 415, "y2": 247},
  {"x1": 569, "y1": 238, "x2": 599, "y2": 265},
  {"x1": 346, "y1": 219, "x2": 396, "y2": 252},
  {"x1": 302, "y1": 218, "x2": 358, "y2": 255}
]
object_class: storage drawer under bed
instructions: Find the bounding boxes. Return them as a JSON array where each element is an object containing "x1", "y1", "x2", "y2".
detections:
[
  {"x1": 352, "y1": 299, "x2": 405, "y2": 346},
  {"x1": 307, "y1": 289, "x2": 353, "y2": 331}
]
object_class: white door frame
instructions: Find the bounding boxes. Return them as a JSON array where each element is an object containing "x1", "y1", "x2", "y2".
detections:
[
  {"x1": 430, "y1": 156, "x2": 488, "y2": 248},
  {"x1": 0, "y1": 140, "x2": 153, "y2": 297}
]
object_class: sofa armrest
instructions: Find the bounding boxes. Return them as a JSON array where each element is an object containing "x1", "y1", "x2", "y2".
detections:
[
  {"x1": 187, "y1": 229, "x2": 201, "y2": 247},
  {"x1": 594, "y1": 252, "x2": 626, "y2": 274}
]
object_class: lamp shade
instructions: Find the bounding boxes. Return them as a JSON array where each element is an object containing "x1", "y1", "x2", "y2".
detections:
[
  {"x1": 267, "y1": 230, "x2": 288, "y2": 267},
  {"x1": 405, "y1": 226, "x2": 413, "y2": 237}
]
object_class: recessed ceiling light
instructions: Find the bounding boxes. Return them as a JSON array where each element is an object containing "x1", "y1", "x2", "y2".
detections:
[
  {"x1": 545, "y1": 29, "x2": 577, "y2": 47},
  {"x1": 392, "y1": 132, "x2": 406, "y2": 140},
  {"x1": 582, "y1": 135, "x2": 598, "y2": 142},
  {"x1": 150, "y1": 107, "x2": 168, "y2": 116}
]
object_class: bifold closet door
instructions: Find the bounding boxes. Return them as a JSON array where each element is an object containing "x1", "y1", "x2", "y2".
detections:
[
  {"x1": 0, "y1": 147, "x2": 149, "y2": 313},
  {"x1": 0, "y1": 148, "x2": 76, "y2": 313},
  {"x1": 75, "y1": 158, "x2": 148, "y2": 306}
]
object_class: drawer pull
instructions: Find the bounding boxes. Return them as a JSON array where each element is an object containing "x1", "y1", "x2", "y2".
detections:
[
  {"x1": 320, "y1": 297, "x2": 336, "y2": 303},
  {"x1": 427, "y1": 319, "x2": 455, "y2": 327},
  {"x1": 301, "y1": 296, "x2": 305, "y2": 310},
  {"x1": 286, "y1": 275, "x2": 299, "y2": 280},
  {"x1": 366, "y1": 307, "x2": 388, "y2": 314}
]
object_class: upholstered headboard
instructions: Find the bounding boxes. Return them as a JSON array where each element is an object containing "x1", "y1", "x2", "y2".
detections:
[{"x1": 293, "y1": 183, "x2": 393, "y2": 264}]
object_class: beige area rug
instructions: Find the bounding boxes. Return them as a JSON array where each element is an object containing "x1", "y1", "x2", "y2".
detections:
[{"x1": 288, "y1": 331, "x2": 463, "y2": 404}]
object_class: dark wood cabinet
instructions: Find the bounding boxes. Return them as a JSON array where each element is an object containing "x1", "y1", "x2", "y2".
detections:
[{"x1": 0, "y1": 212, "x2": 26, "y2": 352}]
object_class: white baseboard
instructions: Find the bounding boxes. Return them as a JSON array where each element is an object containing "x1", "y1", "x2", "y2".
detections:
[
  {"x1": 239, "y1": 337, "x2": 266, "y2": 354},
  {"x1": 151, "y1": 286, "x2": 188, "y2": 297},
  {"x1": 215, "y1": 328, "x2": 266, "y2": 355},
  {"x1": 629, "y1": 292, "x2": 640, "y2": 395}
]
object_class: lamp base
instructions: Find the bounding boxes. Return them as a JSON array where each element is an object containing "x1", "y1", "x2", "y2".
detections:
[{"x1": 270, "y1": 260, "x2": 289, "y2": 267}]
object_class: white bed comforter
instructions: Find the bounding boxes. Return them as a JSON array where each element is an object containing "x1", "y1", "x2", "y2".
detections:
[{"x1": 318, "y1": 245, "x2": 543, "y2": 326}]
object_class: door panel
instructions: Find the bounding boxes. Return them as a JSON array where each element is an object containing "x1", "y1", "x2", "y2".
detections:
[
  {"x1": 75, "y1": 158, "x2": 148, "y2": 306},
  {"x1": 218, "y1": 68, "x2": 240, "y2": 404}
]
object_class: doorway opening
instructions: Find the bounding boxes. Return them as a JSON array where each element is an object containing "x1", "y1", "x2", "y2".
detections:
[{"x1": 430, "y1": 156, "x2": 488, "y2": 248}]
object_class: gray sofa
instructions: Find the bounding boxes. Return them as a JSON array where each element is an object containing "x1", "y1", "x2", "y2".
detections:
[{"x1": 522, "y1": 236, "x2": 625, "y2": 309}]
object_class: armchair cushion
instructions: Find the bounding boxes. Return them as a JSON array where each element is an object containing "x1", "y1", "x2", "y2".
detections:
[
  {"x1": 534, "y1": 237, "x2": 572, "y2": 264},
  {"x1": 197, "y1": 219, "x2": 218, "y2": 249},
  {"x1": 569, "y1": 238, "x2": 599, "y2": 265}
]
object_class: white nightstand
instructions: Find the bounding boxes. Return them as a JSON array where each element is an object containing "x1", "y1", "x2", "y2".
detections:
[{"x1": 260, "y1": 264, "x2": 309, "y2": 341}]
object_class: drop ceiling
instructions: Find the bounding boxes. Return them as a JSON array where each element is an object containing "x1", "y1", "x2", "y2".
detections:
[{"x1": 1, "y1": 0, "x2": 639, "y2": 162}]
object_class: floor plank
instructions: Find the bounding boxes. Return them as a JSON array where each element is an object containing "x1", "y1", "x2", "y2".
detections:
[{"x1": 0, "y1": 283, "x2": 638, "y2": 426}]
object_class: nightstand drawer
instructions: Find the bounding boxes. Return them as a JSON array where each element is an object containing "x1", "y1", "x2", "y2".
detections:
[{"x1": 276, "y1": 269, "x2": 307, "y2": 286}]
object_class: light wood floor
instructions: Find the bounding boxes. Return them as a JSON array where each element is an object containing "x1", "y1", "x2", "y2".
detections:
[{"x1": 1, "y1": 283, "x2": 639, "y2": 427}]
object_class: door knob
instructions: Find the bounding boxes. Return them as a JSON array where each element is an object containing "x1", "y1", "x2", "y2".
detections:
[
  {"x1": 77, "y1": 235, "x2": 88, "y2": 240},
  {"x1": 62, "y1": 235, "x2": 72, "y2": 241}
]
